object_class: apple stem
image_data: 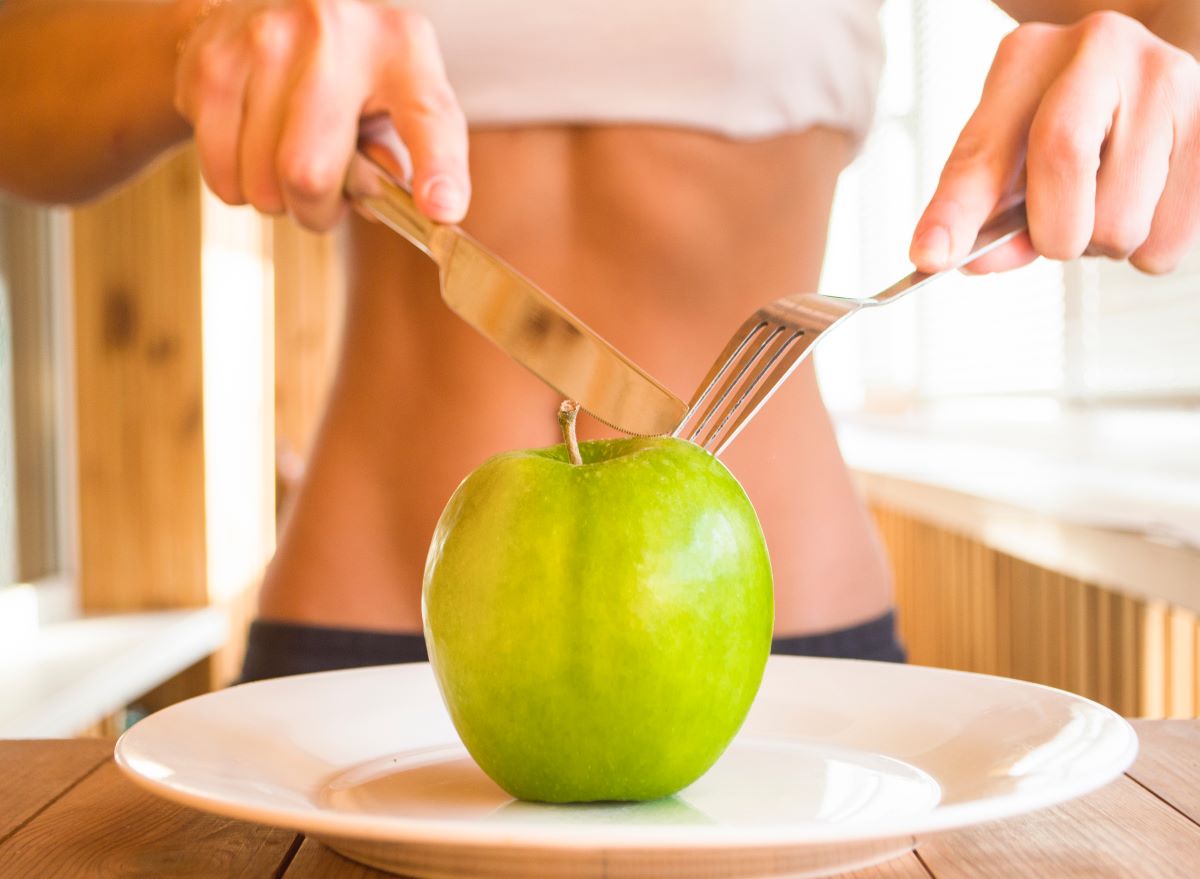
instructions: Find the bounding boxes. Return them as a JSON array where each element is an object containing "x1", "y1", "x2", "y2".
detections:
[{"x1": 558, "y1": 400, "x2": 583, "y2": 465}]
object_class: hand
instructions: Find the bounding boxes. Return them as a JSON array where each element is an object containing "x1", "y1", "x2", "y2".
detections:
[
  {"x1": 174, "y1": 0, "x2": 469, "y2": 231},
  {"x1": 911, "y1": 11, "x2": 1200, "y2": 275}
]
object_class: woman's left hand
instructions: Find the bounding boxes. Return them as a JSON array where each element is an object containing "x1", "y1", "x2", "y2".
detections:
[{"x1": 910, "y1": 11, "x2": 1200, "y2": 275}]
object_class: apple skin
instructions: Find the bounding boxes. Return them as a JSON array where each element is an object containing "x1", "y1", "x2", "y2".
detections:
[{"x1": 422, "y1": 435, "x2": 773, "y2": 803}]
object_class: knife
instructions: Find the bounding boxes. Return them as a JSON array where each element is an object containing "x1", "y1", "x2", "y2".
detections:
[{"x1": 345, "y1": 143, "x2": 688, "y2": 437}]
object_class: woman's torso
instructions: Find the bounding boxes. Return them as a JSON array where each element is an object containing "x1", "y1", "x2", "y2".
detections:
[{"x1": 259, "y1": 3, "x2": 894, "y2": 635}]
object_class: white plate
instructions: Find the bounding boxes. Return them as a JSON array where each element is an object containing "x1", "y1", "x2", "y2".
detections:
[{"x1": 116, "y1": 657, "x2": 1137, "y2": 879}]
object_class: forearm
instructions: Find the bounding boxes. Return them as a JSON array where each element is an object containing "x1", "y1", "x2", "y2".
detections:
[
  {"x1": 0, "y1": 0, "x2": 195, "y2": 203},
  {"x1": 1144, "y1": 0, "x2": 1200, "y2": 56},
  {"x1": 996, "y1": 1, "x2": 1200, "y2": 56}
]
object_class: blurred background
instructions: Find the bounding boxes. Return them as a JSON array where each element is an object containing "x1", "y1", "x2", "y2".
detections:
[{"x1": 2, "y1": 0, "x2": 1198, "y2": 737}]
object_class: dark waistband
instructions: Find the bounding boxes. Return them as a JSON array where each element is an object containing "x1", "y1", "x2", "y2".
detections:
[
  {"x1": 770, "y1": 610, "x2": 906, "y2": 663},
  {"x1": 239, "y1": 609, "x2": 904, "y2": 684},
  {"x1": 239, "y1": 619, "x2": 430, "y2": 683}
]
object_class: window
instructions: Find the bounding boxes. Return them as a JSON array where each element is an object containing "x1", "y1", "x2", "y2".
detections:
[
  {"x1": 0, "y1": 198, "x2": 73, "y2": 597},
  {"x1": 817, "y1": 0, "x2": 1200, "y2": 417}
]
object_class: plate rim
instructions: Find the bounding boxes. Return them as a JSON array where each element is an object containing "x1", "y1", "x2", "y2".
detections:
[{"x1": 114, "y1": 657, "x2": 1139, "y2": 850}]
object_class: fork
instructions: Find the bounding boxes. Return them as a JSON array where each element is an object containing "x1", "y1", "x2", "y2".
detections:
[{"x1": 674, "y1": 202, "x2": 1028, "y2": 456}]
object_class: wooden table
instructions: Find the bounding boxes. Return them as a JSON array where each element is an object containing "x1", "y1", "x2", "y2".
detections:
[{"x1": 1, "y1": 720, "x2": 1197, "y2": 878}]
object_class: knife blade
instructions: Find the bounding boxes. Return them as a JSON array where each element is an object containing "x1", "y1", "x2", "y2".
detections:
[{"x1": 346, "y1": 145, "x2": 688, "y2": 437}]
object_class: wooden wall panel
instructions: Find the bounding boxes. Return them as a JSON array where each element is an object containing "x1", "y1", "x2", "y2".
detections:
[
  {"x1": 71, "y1": 154, "x2": 276, "y2": 693},
  {"x1": 72, "y1": 151, "x2": 207, "y2": 612},
  {"x1": 874, "y1": 503, "x2": 1200, "y2": 718},
  {"x1": 1168, "y1": 607, "x2": 1195, "y2": 717}
]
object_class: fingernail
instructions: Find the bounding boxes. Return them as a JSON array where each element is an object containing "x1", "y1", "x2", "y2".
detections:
[
  {"x1": 422, "y1": 177, "x2": 464, "y2": 218},
  {"x1": 912, "y1": 225, "x2": 950, "y2": 267}
]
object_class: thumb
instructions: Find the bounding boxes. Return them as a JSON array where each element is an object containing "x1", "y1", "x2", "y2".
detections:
[{"x1": 911, "y1": 130, "x2": 1026, "y2": 273}]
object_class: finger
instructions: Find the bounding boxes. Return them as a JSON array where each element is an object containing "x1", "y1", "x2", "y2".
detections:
[
  {"x1": 195, "y1": 102, "x2": 250, "y2": 207},
  {"x1": 1131, "y1": 112, "x2": 1200, "y2": 273},
  {"x1": 276, "y1": 44, "x2": 363, "y2": 231},
  {"x1": 1089, "y1": 90, "x2": 1172, "y2": 260},
  {"x1": 358, "y1": 113, "x2": 414, "y2": 181},
  {"x1": 911, "y1": 24, "x2": 1064, "y2": 272},
  {"x1": 177, "y1": 37, "x2": 249, "y2": 205},
  {"x1": 370, "y1": 9, "x2": 470, "y2": 222},
  {"x1": 238, "y1": 11, "x2": 298, "y2": 215},
  {"x1": 1130, "y1": 52, "x2": 1200, "y2": 274},
  {"x1": 1024, "y1": 42, "x2": 1121, "y2": 260},
  {"x1": 961, "y1": 172, "x2": 1033, "y2": 273}
]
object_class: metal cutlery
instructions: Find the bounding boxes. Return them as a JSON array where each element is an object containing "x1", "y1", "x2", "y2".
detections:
[
  {"x1": 675, "y1": 203, "x2": 1029, "y2": 455},
  {"x1": 346, "y1": 143, "x2": 688, "y2": 437}
]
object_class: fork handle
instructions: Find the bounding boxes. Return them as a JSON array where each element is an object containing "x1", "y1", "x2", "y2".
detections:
[
  {"x1": 345, "y1": 142, "x2": 451, "y2": 264},
  {"x1": 868, "y1": 202, "x2": 1028, "y2": 307}
]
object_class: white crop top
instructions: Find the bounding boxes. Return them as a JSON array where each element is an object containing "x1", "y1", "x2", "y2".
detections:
[{"x1": 409, "y1": 1, "x2": 886, "y2": 141}]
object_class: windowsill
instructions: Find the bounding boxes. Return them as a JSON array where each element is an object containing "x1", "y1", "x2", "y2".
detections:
[
  {"x1": 837, "y1": 406, "x2": 1200, "y2": 612},
  {"x1": 0, "y1": 608, "x2": 227, "y2": 738}
]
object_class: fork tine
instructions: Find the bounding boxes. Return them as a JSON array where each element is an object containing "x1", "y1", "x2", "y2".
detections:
[
  {"x1": 709, "y1": 332, "x2": 814, "y2": 456},
  {"x1": 697, "y1": 329, "x2": 804, "y2": 451},
  {"x1": 679, "y1": 322, "x2": 783, "y2": 443},
  {"x1": 675, "y1": 318, "x2": 773, "y2": 441},
  {"x1": 684, "y1": 316, "x2": 770, "y2": 411}
]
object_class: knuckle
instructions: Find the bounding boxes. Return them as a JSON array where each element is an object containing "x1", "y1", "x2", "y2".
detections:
[
  {"x1": 1030, "y1": 117, "x2": 1098, "y2": 170},
  {"x1": 177, "y1": 45, "x2": 233, "y2": 120},
  {"x1": 280, "y1": 152, "x2": 341, "y2": 201},
  {"x1": 192, "y1": 41, "x2": 230, "y2": 90},
  {"x1": 942, "y1": 135, "x2": 996, "y2": 177},
  {"x1": 405, "y1": 9, "x2": 437, "y2": 40},
  {"x1": 996, "y1": 22, "x2": 1053, "y2": 62},
  {"x1": 291, "y1": 0, "x2": 323, "y2": 32},
  {"x1": 383, "y1": 6, "x2": 434, "y2": 41},
  {"x1": 406, "y1": 85, "x2": 463, "y2": 123},
  {"x1": 993, "y1": 29, "x2": 1022, "y2": 65},
  {"x1": 1145, "y1": 46, "x2": 1199, "y2": 102},
  {"x1": 1091, "y1": 215, "x2": 1149, "y2": 257},
  {"x1": 1078, "y1": 10, "x2": 1135, "y2": 45},
  {"x1": 1167, "y1": 48, "x2": 1199, "y2": 84},
  {"x1": 247, "y1": 10, "x2": 292, "y2": 60}
]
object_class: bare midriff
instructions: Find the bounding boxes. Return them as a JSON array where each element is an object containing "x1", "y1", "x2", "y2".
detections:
[{"x1": 258, "y1": 125, "x2": 894, "y2": 637}]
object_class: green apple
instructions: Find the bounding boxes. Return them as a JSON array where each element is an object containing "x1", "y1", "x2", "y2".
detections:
[{"x1": 422, "y1": 402, "x2": 773, "y2": 803}]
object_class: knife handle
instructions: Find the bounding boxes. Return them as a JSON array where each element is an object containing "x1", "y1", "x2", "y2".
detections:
[{"x1": 345, "y1": 144, "x2": 452, "y2": 265}]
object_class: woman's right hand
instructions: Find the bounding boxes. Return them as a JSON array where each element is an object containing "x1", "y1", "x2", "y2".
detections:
[{"x1": 174, "y1": 0, "x2": 469, "y2": 231}]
